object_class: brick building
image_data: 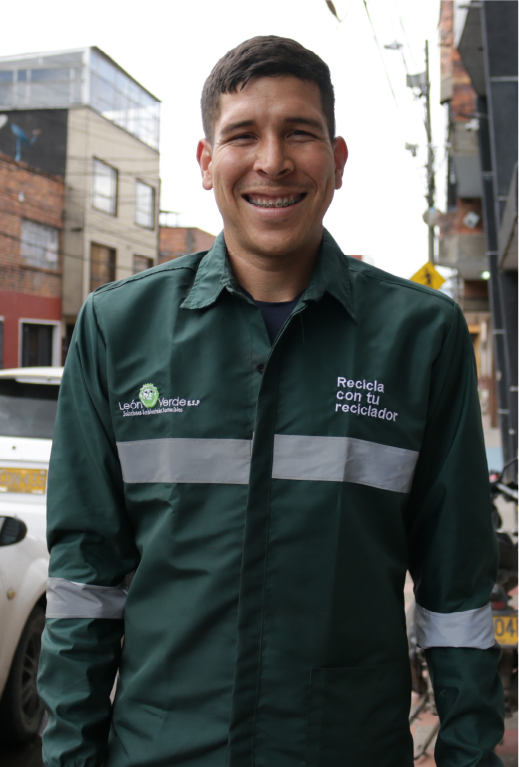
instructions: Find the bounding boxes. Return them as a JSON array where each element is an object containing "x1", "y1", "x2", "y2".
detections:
[
  {"x1": 159, "y1": 226, "x2": 216, "y2": 263},
  {"x1": 0, "y1": 153, "x2": 64, "y2": 368}
]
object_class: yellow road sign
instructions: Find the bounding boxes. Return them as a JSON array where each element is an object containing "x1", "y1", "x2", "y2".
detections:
[{"x1": 410, "y1": 262, "x2": 446, "y2": 290}]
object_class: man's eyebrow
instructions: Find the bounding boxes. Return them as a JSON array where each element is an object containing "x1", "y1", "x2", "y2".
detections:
[
  {"x1": 283, "y1": 116, "x2": 325, "y2": 131},
  {"x1": 219, "y1": 119, "x2": 256, "y2": 137}
]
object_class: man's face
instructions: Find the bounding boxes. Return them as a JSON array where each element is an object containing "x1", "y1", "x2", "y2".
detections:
[{"x1": 197, "y1": 75, "x2": 347, "y2": 260}]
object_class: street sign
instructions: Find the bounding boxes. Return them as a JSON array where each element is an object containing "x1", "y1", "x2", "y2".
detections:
[{"x1": 410, "y1": 262, "x2": 446, "y2": 290}]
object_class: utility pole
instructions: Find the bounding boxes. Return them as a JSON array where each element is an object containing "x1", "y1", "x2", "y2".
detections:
[{"x1": 424, "y1": 40, "x2": 435, "y2": 264}]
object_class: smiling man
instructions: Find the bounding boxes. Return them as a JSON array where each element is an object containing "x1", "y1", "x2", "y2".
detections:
[{"x1": 38, "y1": 36, "x2": 504, "y2": 767}]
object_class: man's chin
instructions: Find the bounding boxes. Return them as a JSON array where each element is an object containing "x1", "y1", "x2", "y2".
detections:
[
  {"x1": 229, "y1": 224, "x2": 321, "y2": 259},
  {"x1": 245, "y1": 238, "x2": 304, "y2": 258}
]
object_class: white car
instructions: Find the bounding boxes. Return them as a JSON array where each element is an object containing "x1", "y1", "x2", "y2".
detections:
[
  {"x1": 0, "y1": 366, "x2": 63, "y2": 544},
  {"x1": 0, "y1": 515, "x2": 48, "y2": 742},
  {"x1": 0, "y1": 366, "x2": 62, "y2": 743}
]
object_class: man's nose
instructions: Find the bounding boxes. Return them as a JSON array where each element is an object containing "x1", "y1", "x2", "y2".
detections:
[{"x1": 252, "y1": 135, "x2": 294, "y2": 178}]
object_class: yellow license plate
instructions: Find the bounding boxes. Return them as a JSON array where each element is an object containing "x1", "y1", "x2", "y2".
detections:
[
  {"x1": 0, "y1": 467, "x2": 48, "y2": 495},
  {"x1": 494, "y1": 614, "x2": 518, "y2": 646}
]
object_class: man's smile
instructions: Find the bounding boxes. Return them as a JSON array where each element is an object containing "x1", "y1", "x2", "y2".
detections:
[{"x1": 243, "y1": 193, "x2": 307, "y2": 208}]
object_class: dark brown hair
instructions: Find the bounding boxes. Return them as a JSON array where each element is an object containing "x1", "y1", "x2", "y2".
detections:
[{"x1": 201, "y1": 35, "x2": 335, "y2": 144}]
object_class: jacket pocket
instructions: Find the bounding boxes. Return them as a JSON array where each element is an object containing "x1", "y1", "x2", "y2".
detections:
[{"x1": 305, "y1": 661, "x2": 413, "y2": 767}]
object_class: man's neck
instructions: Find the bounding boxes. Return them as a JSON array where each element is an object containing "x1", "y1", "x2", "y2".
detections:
[{"x1": 225, "y1": 239, "x2": 319, "y2": 303}]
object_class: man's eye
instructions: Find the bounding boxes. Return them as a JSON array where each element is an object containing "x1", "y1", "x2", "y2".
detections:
[{"x1": 291, "y1": 130, "x2": 314, "y2": 139}]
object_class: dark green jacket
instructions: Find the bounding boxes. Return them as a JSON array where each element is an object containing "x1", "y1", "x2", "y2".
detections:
[{"x1": 38, "y1": 230, "x2": 504, "y2": 767}]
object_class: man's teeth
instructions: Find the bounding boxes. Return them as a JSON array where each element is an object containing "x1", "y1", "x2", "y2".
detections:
[{"x1": 247, "y1": 195, "x2": 303, "y2": 208}]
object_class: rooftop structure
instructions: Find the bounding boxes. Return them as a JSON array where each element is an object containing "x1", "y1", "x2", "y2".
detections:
[{"x1": 0, "y1": 47, "x2": 160, "y2": 150}]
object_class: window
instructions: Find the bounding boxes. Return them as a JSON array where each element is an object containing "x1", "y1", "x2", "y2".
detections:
[
  {"x1": 92, "y1": 158, "x2": 118, "y2": 216},
  {"x1": 135, "y1": 181, "x2": 155, "y2": 229},
  {"x1": 91, "y1": 243, "x2": 116, "y2": 291},
  {"x1": 0, "y1": 378, "x2": 59, "y2": 439},
  {"x1": 21, "y1": 322, "x2": 60, "y2": 367},
  {"x1": 30, "y1": 68, "x2": 70, "y2": 82},
  {"x1": 0, "y1": 71, "x2": 13, "y2": 105},
  {"x1": 89, "y1": 50, "x2": 160, "y2": 150},
  {"x1": 21, "y1": 220, "x2": 59, "y2": 270},
  {"x1": 0, "y1": 51, "x2": 84, "y2": 110},
  {"x1": 133, "y1": 255, "x2": 153, "y2": 274}
]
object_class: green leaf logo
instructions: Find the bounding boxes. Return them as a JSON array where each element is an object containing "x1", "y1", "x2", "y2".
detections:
[{"x1": 139, "y1": 383, "x2": 159, "y2": 409}]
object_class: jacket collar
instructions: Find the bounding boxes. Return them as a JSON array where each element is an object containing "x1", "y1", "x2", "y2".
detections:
[{"x1": 181, "y1": 228, "x2": 356, "y2": 322}]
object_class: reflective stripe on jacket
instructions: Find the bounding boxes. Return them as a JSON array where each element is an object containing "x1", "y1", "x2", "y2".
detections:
[{"x1": 38, "y1": 230, "x2": 504, "y2": 767}]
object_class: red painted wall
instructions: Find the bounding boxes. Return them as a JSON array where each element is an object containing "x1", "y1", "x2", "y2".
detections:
[{"x1": 0, "y1": 291, "x2": 61, "y2": 369}]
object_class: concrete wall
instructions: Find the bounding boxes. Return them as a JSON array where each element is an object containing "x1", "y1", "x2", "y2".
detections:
[{"x1": 62, "y1": 106, "x2": 160, "y2": 318}]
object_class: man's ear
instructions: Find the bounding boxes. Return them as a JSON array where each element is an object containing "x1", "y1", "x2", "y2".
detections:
[
  {"x1": 197, "y1": 139, "x2": 213, "y2": 191},
  {"x1": 333, "y1": 136, "x2": 348, "y2": 191}
]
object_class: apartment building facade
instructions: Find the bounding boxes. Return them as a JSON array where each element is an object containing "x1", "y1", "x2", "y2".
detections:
[{"x1": 0, "y1": 47, "x2": 160, "y2": 361}]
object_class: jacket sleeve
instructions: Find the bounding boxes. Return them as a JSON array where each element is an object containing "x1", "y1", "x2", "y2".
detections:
[
  {"x1": 406, "y1": 301, "x2": 505, "y2": 766},
  {"x1": 37, "y1": 295, "x2": 140, "y2": 767}
]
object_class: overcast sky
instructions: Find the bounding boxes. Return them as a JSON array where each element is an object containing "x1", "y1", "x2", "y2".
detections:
[{"x1": 3, "y1": 0, "x2": 446, "y2": 279}]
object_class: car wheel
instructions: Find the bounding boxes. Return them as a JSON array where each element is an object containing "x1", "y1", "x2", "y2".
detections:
[{"x1": 0, "y1": 605, "x2": 45, "y2": 744}]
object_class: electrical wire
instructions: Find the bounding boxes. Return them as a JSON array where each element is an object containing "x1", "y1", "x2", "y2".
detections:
[
  {"x1": 361, "y1": 0, "x2": 398, "y2": 106},
  {"x1": 1, "y1": 197, "x2": 159, "y2": 251},
  {"x1": 0, "y1": 229, "x2": 159, "y2": 275},
  {"x1": 382, "y1": 0, "x2": 409, "y2": 73},
  {"x1": 0, "y1": 118, "x2": 160, "y2": 157},
  {"x1": 390, "y1": 0, "x2": 418, "y2": 70},
  {"x1": 357, "y1": 1, "x2": 443, "y2": 195}
]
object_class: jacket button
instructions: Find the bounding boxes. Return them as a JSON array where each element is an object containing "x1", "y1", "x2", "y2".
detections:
[{"x1": 256, "y1": 363, "x2": 265, "y2": 374}]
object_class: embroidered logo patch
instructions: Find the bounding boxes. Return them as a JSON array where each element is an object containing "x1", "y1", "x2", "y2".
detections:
[
  {"x1": 118, "y1": 385, "x2": 200, "y2": 417},
  {"x1": 139, "y1": 383, "x2": 159, "y2": 409}
]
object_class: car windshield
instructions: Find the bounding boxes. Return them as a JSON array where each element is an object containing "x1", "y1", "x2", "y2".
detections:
[{"x1": 0, "y1": 379, "x2": 59, "y2": 439}]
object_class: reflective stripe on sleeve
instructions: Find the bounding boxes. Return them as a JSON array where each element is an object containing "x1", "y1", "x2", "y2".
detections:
[
  {"x1": 415, "y1": 602, "x2": 495, "y2": 649},
  {"x1": 272, "y1": 434, "x2": 419, "y2": 493},
  {"x1": 117, "y1": 438, "x2": 252, "y2": 484},
  {"x1": 46, "y1": 577, "x2": 128, "y2": 619}
]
